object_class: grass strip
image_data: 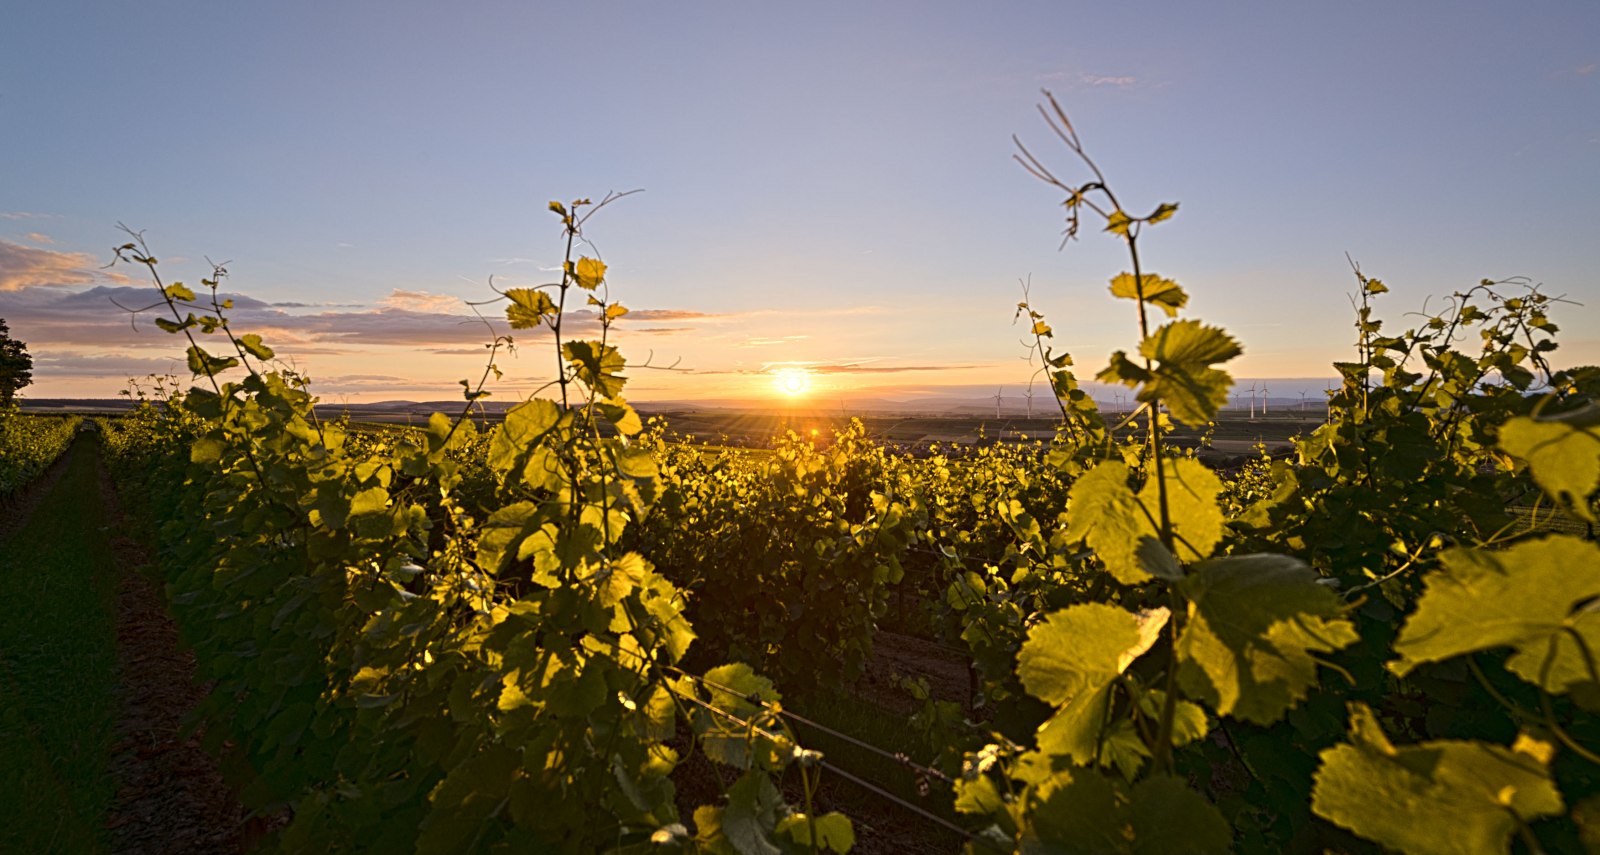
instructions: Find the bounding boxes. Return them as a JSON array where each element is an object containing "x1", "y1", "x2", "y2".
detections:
[{"x1": 0, "y1": 439, "x2": 120, "y2": 854}]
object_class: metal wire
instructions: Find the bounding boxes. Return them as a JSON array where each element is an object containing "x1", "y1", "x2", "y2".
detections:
[{"x1": 667, "y1": 681, "x2": 1000, "y2": 849}]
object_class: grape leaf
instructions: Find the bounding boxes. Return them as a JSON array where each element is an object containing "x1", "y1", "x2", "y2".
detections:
[
  {"x1": 486, "y1": 399, "x2": 563, "y2": 475},
  {"x1": 1134, "y1": 320, "x2": 1241, "y2": 427},
  {"x1": 1312, "y1": 703, "x2": 1563, "y2": 855},
  {"x1": 237, "y1": 333, "x2": 275, "y2": 360},
  {"x1": 1064, "y1": 460, "x2": 1224, "y2": 584},
  {"x1": 563, "y1": 339, "x2": 627, "y2": 398},
  {"x1": 1176, "y1": 554, "x2": 1359, "y2": 723},
  {"x1": 1019, "y1": 604, "x2": 1168, "y2": 764},
  {"x1": 1498, "y1": 405, "x2": 1600, "y2": 522},
  {"x1": 572, "y1": 256, "x2": 607, "y2": 290},
  {"x1": 775, "y1": 812, "x2": 855, "y2": 853},
  {"x1": 505, "y1": 288, "x2": 558, "y2": 330},
  {"x1": 722, "y1": 771, "x2": 782, "y2": 855},
  {"x1": 1391, "y1": 536, "x2": 1600, "y2": 700},
  {"x1": 1064, "y1": 463, "x2": 1149, "y2": 584},
  {"x1": 1024, "y1": 767, "x2": 1231, "y2": 854},
  {"x1": 1109, "y1": 272, "x2": 1189, "y2": 318},
  {"x1": 1144, "y1": 202, "x2": 1179, "y2": 225}
]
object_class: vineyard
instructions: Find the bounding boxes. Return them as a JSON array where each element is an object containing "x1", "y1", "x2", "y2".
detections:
[
  {"x1": 13, "y1": 104, "x2": 1586, "y2": 854},
  {"x1": 0, "y1": 412, "x2": 81, "y2": 499}
]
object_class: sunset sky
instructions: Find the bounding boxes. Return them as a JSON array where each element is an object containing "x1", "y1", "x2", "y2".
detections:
[{"x1": 2, "y1": 2, "x2": 1597, "y2": 406}]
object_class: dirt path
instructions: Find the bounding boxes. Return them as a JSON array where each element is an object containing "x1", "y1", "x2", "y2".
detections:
[{"x1": 95, "y1": 457, "x2": 248, "y2": 853}]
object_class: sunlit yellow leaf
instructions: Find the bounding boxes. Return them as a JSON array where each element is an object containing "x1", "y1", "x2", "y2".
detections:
[{"x1": 573, "y1": 257, "x2": 607, "y2": 290}]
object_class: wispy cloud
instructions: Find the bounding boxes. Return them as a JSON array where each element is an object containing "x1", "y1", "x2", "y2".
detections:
[
  {"x1": 738, "y1": 334, "x2": 810, "y2": 348},
  {"x1": 808, "y1": 363, "x2": 976, "y2": 374},
  {"x1": 30, "y1": 352, "x2": 187, "y2": 378},
  {"x1": 0, "y1": 239, "x2": 130, "y2": 291},
  {"x1": 0, "y1": 283, "x2": 730, "y2": 359},
  {"x1": 1034, "y1": 71, "x2": 1141, "y2": 89},
  {"x1": 626, "y1": 309, "x2": 716, "y2": 322},
  {"x1": 0, "y1": 212, "x2": 58, "y2": 221},
  {"x1": 1079, "y1": 73, "x2": 1138, "y2": 88},
  {"x1": 379, "y1": 289, "x2": 467, "y2": 314},
  {"x1": 22, "y1": 232, "x2": 55, "y2": 245},
  {"x1": 1576, "y1": 63, "x2": 1596, "y2": 76}
]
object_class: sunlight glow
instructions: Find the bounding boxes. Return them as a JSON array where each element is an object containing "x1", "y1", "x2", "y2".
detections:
[{"x1": 773, "y1": 367, "x2": 812, "y2": 397}]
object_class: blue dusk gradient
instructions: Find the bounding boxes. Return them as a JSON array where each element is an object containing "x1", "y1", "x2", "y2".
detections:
[{"x1": 1, "y1": 1, "x2": 1596, "y2": 404}]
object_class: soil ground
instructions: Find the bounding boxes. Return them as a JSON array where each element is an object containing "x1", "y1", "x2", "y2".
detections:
[{"x1": 0, "y1": 438, "x2": 243, "y2": 854}]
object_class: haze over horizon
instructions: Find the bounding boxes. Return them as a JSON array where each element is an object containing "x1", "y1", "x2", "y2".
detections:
[{"x1": 3, "y1": 2, "x2": 1597, "y2": 405}]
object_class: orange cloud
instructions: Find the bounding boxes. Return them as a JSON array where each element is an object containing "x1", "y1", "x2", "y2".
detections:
[
  {"x1": 0, "y1": 239, "x2": 128, "y2": 291},
  {"x1": 379, "y1": 288, "x2": 467, "y2": 313}
]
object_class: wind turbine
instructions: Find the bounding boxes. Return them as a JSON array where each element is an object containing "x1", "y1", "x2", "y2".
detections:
[
  {"x1": 994, "y1": 388, "x2": 1004, "y2": 419},
  {"x1": 1260, "y1": 384, "x2": 1270, "y2": 416},
  {"x1": 1023, "y1": 387, "x2": 1035, "y2": 419},
  {"x1": 1248, "y1": 382, "x2": 1258, "y2": 420}
]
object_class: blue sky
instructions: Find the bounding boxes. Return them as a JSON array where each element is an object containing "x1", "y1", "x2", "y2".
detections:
[{"x1": 2, "y1": 1, "x2": 1596, "y2": 404}]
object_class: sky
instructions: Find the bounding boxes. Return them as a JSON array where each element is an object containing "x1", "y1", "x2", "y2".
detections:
[{"x1": 2, "y1": 1, "x2": 1597, "y2": 407}]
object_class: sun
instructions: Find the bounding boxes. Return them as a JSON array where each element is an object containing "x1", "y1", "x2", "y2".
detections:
[{"x1": 773, "y1": 367, "x2": 812, "y2": 397}]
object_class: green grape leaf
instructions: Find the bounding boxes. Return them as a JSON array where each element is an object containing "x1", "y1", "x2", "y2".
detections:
[
  {"x1": 416, "y1": 744, "x2": 521, "y2": 855},
  {"x1": 1124, "y1": 775, "x2": 1233, "y2": 854},
  {"x1": 953, "y1": 774, "x2": 1004, "y2": 815},
  {"x1": 1109, "y1": 272, "x2": 1189, "y2": 318},
  {"x1": 1024, "y1": 767, "x2": 1230, "y2": 854},
  {"x1": 237, "y1": 333, "x2": 275, "y2": 361},
  {"x1": 563, "y1": 339, "x2": 627, "y2": 398},
  {"x1": 692, "y1": 663, "x2": 788, "y2": 769},
  {"x1": 1312, "y1": 703, "x2": 1563, "y2": 855},
  {"x1": 722, "y1": 771, "x2": 782, "y2": 855},
  {"x1": 349, "y1": 486, "x2": 388, "y2": 517},
  {"x1": 1154, "y1": 458, "x2": 1226, "y2": 564},
  {"x1": 1135, "y1": 321, "x2": 1241, "y2": 426},
  {"x1": 1104, "y1": 210, "x2": 1133, "y2": 236},
  {"x1": 164, "y1": 282, "x2": 196, "y2": 301},
  {"x1": 1064, "y1": 463, "x2": 1149, "y2": 584},
  {"x1": 597, "y1": 398, "x2": 643, "y2": 436},
  {"x1": 505, "y1": 287, "x2": 558, "y2": 330},
  {"x1": 1144, "y1": 202, "x2": 1179, "y2": 225},
  {"x1": 153, "y1": 315, "x2": 193, "y2": 334},
  {"x1": 616, "y1": 446, "x2": 657, "y2": 479},
  {"x1": 185, "y1": 345, "x2": 238, "y2": 376},
  {"x1": 1096, "y1": 350, "x2": 1152, "y2": 388},
  {"x1": 190, "y1": 436, "x2": 226, "y2": 465},
  {"x1": 1021, "y1": 604, "x2": 1167, "y2": 764},
  {"x1": 1176, "y1": 554, "x2": 1359, "y2": 724},
  {"x1": 486, "y1": 399, "x2": 563, "y2": 475},
  {"x1": 775, "y1": 812, "x2": 855, "y2": 853},
  {"x1": 1024, "y1": 764, "x2": 1121, "y2": 851},
  {"x1": 1391, "y1": 536, "x2": 1600, "y2": 699},
  {"x1": 1135, "y1": 689, "x2": 1209, "y2": 748},
  {"x1": 1499, "y1": 405, "x2": 1600, "y2": 522},
  {"x1": 572, "y1": 256, "x2": 607, "y2": 290},
  {"x1": 1020, "y1": 604, "x2": 1167, "y2": 706},
  {"x1": 702, "y1": 663, "x2": 780, "y2": 716},
  {"x1": 1065, "y1": 460, "x2": 1223, "y2": 584},
  {"x1": 694, "y1": 805, "x2": 738, "y2": 855}
]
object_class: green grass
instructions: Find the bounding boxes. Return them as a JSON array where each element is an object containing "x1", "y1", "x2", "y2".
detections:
[{"x1": 0, "y1": 439, "x2": 121, "y2": 854}]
